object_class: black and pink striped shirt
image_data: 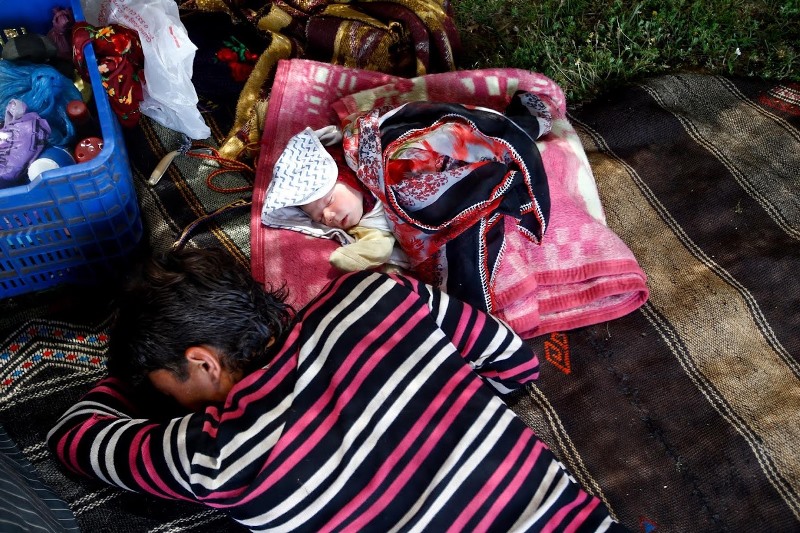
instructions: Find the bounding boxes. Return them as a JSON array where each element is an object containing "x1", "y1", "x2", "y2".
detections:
[{"x1": 48, "y1": 272, "x2": 620, "y2": 532}]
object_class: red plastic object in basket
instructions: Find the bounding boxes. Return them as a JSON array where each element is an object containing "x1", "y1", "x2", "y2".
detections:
[{"x1": 73, "y1": 136, "x2": 104, "y2": 163}]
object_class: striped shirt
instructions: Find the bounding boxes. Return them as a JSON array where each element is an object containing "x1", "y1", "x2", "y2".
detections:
[{"x1": 48, "y1": 272, "x2": 621, "y2": 532}]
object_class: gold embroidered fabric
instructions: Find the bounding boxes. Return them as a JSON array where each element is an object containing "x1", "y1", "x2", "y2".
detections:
[{"x1": 178, "y1": 0, "x2": 460, "y2": 161}]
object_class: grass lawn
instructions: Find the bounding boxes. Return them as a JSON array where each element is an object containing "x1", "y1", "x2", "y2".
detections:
[{"x1": 452, "y1": 0, "x2": 800, "y2": 107}]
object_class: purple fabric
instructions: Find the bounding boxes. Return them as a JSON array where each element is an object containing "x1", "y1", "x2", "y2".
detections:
[{"x1": 0, "y1": 99, "x2": 51, "y2": 185}]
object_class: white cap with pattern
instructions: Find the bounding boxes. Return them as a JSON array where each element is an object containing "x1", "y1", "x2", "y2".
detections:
[{"x1": 262, "y1": 126, "x2": 342, "y2": 215}]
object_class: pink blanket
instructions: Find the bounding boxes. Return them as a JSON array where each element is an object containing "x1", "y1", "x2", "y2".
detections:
[{"x1": 252, "y1": 59, "x2": 648, "y2": 338}]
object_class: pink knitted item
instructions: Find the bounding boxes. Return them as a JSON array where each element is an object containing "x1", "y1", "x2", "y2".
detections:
[{"x1": 252, "y1": 59, "x2": 648, "y2": 338}]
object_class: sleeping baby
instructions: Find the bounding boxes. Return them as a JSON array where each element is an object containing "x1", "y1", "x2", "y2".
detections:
[{"x1": 261, "y1": 126, "x2": 407, "y2": 272}]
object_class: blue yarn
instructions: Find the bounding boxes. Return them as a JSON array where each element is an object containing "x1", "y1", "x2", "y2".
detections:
[{"x1": 0, "y1": 61, "x2": 82, "y2": 148}]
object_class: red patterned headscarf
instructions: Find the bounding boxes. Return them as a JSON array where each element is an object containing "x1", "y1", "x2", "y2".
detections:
[
  {"x1": 72, "y1": 22, "x2": 144, "y2": 127},
  {"x1": 327, "y1": 144, "x2": 376, "y2": 214}
]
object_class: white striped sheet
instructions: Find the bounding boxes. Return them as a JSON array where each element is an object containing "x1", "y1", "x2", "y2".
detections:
[
  {"x1": 52, "y1": 514, "x2": 80, "y2": 530},
  {"x1": 37, "y1": 495, "x2": 78, "y2": 525},
  {"x1": 245, "y1": 330, "x2": 455, "y2": 530},
  {"x1": 90, "y1": 419, "x2": 134, "y2": 491},
  {"x1": 294, "y1": 276, "x2": 395, "y2": 396},
  {"x1": 47, "y1": 401, "x2": 129, "y2": 440},
  {"x1": 0, "y1": 485, "x2": 38, "y2": 505},
  {"x1": 162, "y1": 418, "x2": 193, "y2": 494},
  {"x1": 0, "y1": 516, "x2": 56, "y2": 533},
  {"x1": 190, "y1": 395, "x2": 292, "y2": 491},
  {"x1": 0, "y1": 445, "x2": 42, "y2": 489},
  {"x1": 55, "y1": 520, "x2": 81, "y2": 532},
  {"x1": 507, "y1": 461, "x2": 562, "y2": 531},
  {"x1": 512, "y1": 465, "x2": 571, "y2": 530},
  {"x1": 0, "y1": 486, "x2": 63, "y2": 532},
  {"x1": 0, "y1": 468, "x2": 42, "y2": 486},
  {"x1": 392, "y1": 405, "x2": 516, "y2": 533},
  {"x1": 0, "y1": 482, "x2": 74, "y2": 531}
]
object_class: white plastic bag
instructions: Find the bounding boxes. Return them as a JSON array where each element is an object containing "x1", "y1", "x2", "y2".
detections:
[{"x1": 81, "y1": 0, "x2": 211, "y2": 139}]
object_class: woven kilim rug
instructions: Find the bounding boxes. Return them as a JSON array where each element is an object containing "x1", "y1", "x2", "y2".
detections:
[
  {"x1": 1, "y1": 73, "x2": 799, "y2": 531},
  {"x1": 511, "y1": 75, "x2": 800, "y2": 532}
]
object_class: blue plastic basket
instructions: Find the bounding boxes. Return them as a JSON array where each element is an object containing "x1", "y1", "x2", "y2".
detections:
[{"x1": 0, "y1": 0, "x2": 143, "y2": 298}]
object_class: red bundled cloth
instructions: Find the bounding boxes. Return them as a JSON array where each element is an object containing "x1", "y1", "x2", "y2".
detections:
[{"x1": 72, "y1": 22, "x2": 144, "y2": 127}]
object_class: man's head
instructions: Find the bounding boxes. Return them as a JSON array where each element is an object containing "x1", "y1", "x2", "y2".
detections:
[
  {"x1": 108, "y1": 247, "x2": 293, "y2": 410},
  {"x1": 300, "y1": 181, "x2": 365, "y2": 230}
]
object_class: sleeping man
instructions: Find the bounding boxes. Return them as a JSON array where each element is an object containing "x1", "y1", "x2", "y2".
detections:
[{"x1": 48, "y1": 246, "x2": 624, "y2": 532}]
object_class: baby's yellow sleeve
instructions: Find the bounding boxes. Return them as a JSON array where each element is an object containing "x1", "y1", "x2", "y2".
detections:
[{"x1": 329, "y1": 226, "x2": 396, "y2": 271}]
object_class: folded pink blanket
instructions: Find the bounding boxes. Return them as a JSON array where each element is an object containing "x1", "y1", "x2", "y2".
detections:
[{"x1": 252, "y1": 59, "x2": 648, "y2": 338}]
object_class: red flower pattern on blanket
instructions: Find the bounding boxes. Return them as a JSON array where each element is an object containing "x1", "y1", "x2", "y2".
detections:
[{"x1": 341, "y1": 95, "x2": 552, "y2": 313}]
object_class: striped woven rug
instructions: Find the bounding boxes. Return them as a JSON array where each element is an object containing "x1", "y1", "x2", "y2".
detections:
[
  {"x1": 0, "y1": 74, "x2": 797, "y2": 532},
  {"x1": 517, "y1": 75, "x2": 800, "y2": 532}
]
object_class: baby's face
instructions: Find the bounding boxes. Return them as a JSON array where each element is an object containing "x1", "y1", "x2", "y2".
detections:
[{"x1": 301, "y1": 182, "x2": 364, "y2": 230}]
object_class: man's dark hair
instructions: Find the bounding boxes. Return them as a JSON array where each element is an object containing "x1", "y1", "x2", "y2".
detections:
[{"x1": 108, "y1": 247, "x2": 294, "y2": 386}]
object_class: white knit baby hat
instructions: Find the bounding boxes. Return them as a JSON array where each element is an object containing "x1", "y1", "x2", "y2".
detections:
[{"x1": 262, "y1": 126, "x2": 342, "y2": 216}]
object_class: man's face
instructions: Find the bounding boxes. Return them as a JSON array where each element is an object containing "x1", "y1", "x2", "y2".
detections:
[
  {"x1": 148, "y1": 369, "x2": 230, "y2": 411},
  {"x1": 148, "y1": 349, "x2": 239, "y2": 411},
  {"x1": 301, "y1": 182, "x2": 364, "y2": 230}
]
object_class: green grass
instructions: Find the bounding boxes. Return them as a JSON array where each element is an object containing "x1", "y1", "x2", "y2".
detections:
[{"x1": 453, "y1": 0, "x2": 800, "y2": 106}]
